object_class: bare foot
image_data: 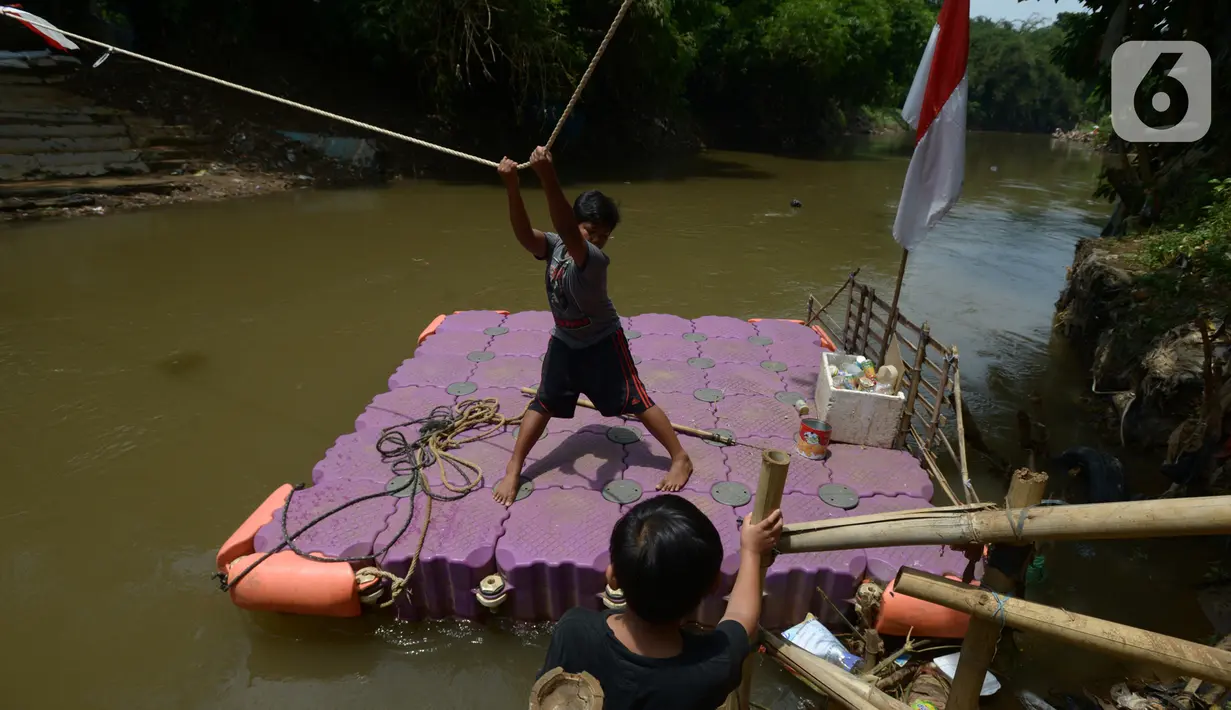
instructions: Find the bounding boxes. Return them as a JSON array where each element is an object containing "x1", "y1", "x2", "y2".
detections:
[
  {"x1": 656, "y1": 453, "x2": 693, "y2": 492},
  {"x1": 493, "y1": 460, "x2": 523, "y2": 506}
]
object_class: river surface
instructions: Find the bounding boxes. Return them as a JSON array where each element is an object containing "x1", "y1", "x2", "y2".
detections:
[{"x1": 0, "y1": 133, "x2": 1219, "y2": 708}]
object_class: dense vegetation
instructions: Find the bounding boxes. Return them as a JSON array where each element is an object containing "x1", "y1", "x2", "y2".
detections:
[
  {"x1": 26, "y1": 1, "x2": 1128, "y2": 151},
  {"x1": 967, "y1": 18, "x2": 1087, "y2": 133},
  {"x1": 24, "y1": 0, "x2": 1093, "y2": 155},
  {"x1": 1050, "y1": 0, "x2": 1230, "y2": 493},
  {"x1": 28, "y1": 0, "x2": 939, "y2": 155}
]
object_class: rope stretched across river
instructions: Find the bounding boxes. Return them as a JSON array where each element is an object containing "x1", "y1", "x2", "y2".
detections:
[{"x1": 4, "y1": 0, "x2": 637, "y2": 168}]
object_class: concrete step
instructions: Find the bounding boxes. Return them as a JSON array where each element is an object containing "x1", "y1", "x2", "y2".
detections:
[
  {"x1": 35, "y1": 160, "x2": 151, "y2": 179},
  {"x1": 0, "y1": 175, "x2": 183, "y2": 199},
  {"x1": 0, "y1": 110, "x2": 101, "y2": 125},
  {"x1": 139, "y1": 146, "x2": 193, "y2": 161},
  {"x1": 0, "y1": 136, "x2": 134, "y2": 155},
  {"x1": 0, "y1": 73, "x2": 45, "y2": 85},
  {"x1": 1, "y1": 193, "x2": 97, "y2": 212},
  {"x1": 0, "y1": 150, "x2": 148, "y2": 180},
  {"x1": 0, "y1": 124, "x2": 130, "y2": 138}
]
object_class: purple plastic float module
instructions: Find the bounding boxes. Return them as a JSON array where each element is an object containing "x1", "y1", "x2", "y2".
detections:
[{"x1": 219, "y1": 309, "x2": 954, "y2": 629}]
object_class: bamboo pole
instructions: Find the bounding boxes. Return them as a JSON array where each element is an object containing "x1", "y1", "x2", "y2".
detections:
[
  {"x1": 777, "y1": 496, "x2": 1231, "y2": 554},
  {"x1": 925, "y1": 354, "x2": 950, "y2": 447},
  {"x1": 860, "y1": 287, "x2": 876, "y2": 357},
  {"x1": 762, "y1": 629, "x2": 911, "y2": 710},
  {"x1": 895, "y1": 323, "x2": 930, "y2": 449},
  {"x1": 950, "y1": 347, "x2": 975, "y2": 504},
  {"x1": 947, "y1": 470, "x2": 1047, "y2": 710},
  {"x1": 843, "y1": 278, "x2": 858, "y2": 350},
  {"x1": 854, "y1": 285, "x2": 871, "y2": 357},
  {"x1": 733, "y1": 450, "x2": 790, "y2": 710},
  {"x1": 910, "y1": 425, "x2": 962, "y2": 506},
  {"x1": 894, "y1": 569, "x2": 1231, "y2": 686},
  {"x1": 517, "y1": 388, "x2": 734, "y2": 445},
  {"x1": 882, "y1": 249, "x2": 909, "y2": 365}
]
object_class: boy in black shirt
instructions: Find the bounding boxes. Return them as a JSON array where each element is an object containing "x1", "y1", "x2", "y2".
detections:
[{"x1": 538, "y1": 494, "x2": 784, "y2": 710}]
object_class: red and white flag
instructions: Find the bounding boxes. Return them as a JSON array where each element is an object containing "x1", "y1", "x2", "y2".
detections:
[
  {"x1": 892, "y1": 0, "x2": 969, "y2": 250},
  {"x1": 1, "y1": 6, "x2": 80, "y2": 52}
]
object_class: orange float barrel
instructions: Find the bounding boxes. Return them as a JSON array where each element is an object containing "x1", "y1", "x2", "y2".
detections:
[
  {"x1": 810, "y1": 325, "x2": 836, "y2": 352},
  {"x1": 418, "y1": 314, "x2": 447, "y2": 346},
  {"x1": 215, "y1": 483, "x2": 293, "y2": 573},
  {"x1": 746, "y1": 318, "x2": 836, "y2": 352},
  {"x1": 875, "y1": 575, "x2": 977, "y2": 638},
  {"x1": 226, "y1": 551, "x2": 362, "y2": 617}
]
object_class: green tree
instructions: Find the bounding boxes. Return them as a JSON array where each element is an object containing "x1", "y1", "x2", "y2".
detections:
[{"x1": 966, "y1": 18, "x2": 1084, "y2": 133}]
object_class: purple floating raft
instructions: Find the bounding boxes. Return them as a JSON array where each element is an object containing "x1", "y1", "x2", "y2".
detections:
[{"x1": 238, "y1": 310, "x2": 949, "y2": 628}]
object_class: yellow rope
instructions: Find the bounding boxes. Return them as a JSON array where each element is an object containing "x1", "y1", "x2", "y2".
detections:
[
  {"x1": 4, "y1": 3, "x2": 638, "y2": 170},
  {"x1": 356, "y1": 397, "x2": 527, "y2": 607}
]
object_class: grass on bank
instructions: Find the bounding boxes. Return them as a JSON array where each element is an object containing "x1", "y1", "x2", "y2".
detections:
[{"x1": 1136, "y1": 178, "x2": 1231, "y2": 309}]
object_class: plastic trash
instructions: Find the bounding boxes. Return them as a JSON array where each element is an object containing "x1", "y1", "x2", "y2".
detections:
[
  {"x1": 1018, "y1": 690, "x2": 1060, "y2": 710},
  {"x1": 932, "y1": 652, "x2": 1001, "y2": 696},
  {"x1": 1026, "y1": 554, "x2": 1047, "y2": 586},
  {"x1": 781, "y1": 615, "x2": 860, "y2": 671}
]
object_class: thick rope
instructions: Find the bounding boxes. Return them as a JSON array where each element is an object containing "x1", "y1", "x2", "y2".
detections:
[
  {"x1": 5, "y1": 3, "x2": 637, "y2": 169},
  {"x1": 217, "y1": 398, "x2": 526, "y2": 605},
  {"x1": 543, "y1": 0, "x2": 637, "y2": 152}
]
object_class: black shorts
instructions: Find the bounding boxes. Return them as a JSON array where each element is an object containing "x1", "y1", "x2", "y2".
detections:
[{"x1": 529, "y1": 330, "x2": 655, "y2": 418}]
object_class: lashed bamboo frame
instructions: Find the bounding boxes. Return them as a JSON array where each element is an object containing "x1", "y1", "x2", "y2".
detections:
[{"x1": 806, "y1": 274, "x2": 972, "y2": 505}]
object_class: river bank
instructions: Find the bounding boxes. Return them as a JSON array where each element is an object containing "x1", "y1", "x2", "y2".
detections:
[
  {"x1": 1, "y1": 40, "x2": 907, "y2": 223},
  {"x1": 1055, "y1": 201, "x2": 1231, "y2": 495}
]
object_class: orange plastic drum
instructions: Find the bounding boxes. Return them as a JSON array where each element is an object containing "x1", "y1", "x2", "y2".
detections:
[{"x1": 226, "y1": 550, "x2": 361, "y2": 618}]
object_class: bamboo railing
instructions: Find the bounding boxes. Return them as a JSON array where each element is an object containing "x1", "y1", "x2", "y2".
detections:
[{"x1": 805, "y1": 273, "x2": 974, "y2": 505}]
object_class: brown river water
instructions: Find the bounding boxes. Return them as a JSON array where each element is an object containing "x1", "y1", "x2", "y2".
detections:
[{"x1": 0, "y1": 132, "x2": 1221, "y2": 708}]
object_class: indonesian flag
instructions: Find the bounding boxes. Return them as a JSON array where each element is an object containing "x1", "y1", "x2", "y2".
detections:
[
  {"x1": 892, "y1": 0, "x2": 969, "y2": 250},
  {"x1": 0, "y1": 6, "x2": 80, "y2": 51}
]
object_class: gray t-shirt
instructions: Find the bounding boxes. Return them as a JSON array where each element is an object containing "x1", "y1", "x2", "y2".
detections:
[{"x1": 539, "y1": 232, "x2": 621, "y2": 348}]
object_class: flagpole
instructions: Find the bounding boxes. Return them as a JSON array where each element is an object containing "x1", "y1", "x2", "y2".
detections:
[{"x1": 882, "y1": 247, "x2": 909, "y2": 364}]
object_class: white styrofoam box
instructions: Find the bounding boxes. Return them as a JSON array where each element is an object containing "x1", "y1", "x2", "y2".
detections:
[{"x1": 815, "y1": 351, "x2": 905, "y2": 449}]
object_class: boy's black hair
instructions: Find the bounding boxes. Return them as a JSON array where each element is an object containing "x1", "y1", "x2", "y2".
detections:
[
  {"x1": 609, "y1": 494, "x2": 723, "y2": 624},
  {"x1": 573, "y1": 190, "x2": 620, "y2": 230}
]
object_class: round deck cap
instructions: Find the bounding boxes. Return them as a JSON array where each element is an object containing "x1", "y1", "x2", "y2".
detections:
[
  {"x1": 386, "y1": 475, "x2": 420, "y2": 498},
  {"x1": 467, "y1": 351, "x2": 495, "y2": 362},
  {"x1": 447, "y1": 381, "x2": 478, "y2": 396},
  {"x1": 711, "y1": 481, "x2": 752, "y2": 507},
  {"x1": 516, "y1": 478, "x2": 535, "y2": 502},
  {"x1": 694, "y1": 387, "x2": 724, "y2": 403},
  {"x1": 819, "y1": 483, "x2": 859, "y2": 510},
  {"x1": 606, "y1": 426, "x2": 643, "y2": 445},
  {"x1": 775, "y1": 391, "x2": 806, "y2": 405},
  {"x1": 483, "y1": 326, "x2": 509, "y2": 336},
  {"x1": 683, "y1": 333, "x2": 708, "y2": 342},
  {"x1": 688, "y1": 357, "x2": 716, "y2": 370},
  {"x1": 511, "y1": 425, "x2": 547, "y2": 441},
  {"x1": 704, "y1": 428, "x2": 736, "y2": 447},
  {"x1": 624, "y1": 330, "x2": 642, "y2": 340},
  {"x1": 760, "y1": 360, "x2": 788, "y2": 372},
  {"x1": 748, "y1": 336, "x2": 773, "y2": 346},
  {"x1": 603, "y1": 480, "x2": 643, "y2": 505}
]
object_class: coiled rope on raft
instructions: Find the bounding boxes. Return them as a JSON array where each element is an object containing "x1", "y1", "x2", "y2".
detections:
[
  {"x1": 216, "y1": 398, "x2": 526, "y2": 607},
  {"x1": 3, "y1": 0, "x2": 638, "y2": 169}
]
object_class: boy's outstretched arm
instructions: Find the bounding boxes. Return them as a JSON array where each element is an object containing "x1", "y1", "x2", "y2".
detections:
[
  {"x1": 528, "y1": 146, "x2": 588, "y2": 269},
  {"x1": 499, "y1": 157, "x2": 547, "y2": 259},
  {"x1": 721, "y1": 509, "x2": 783, "y2": 639}
]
